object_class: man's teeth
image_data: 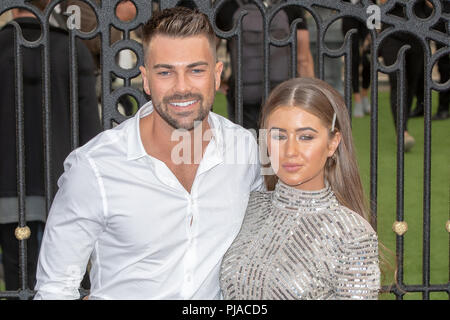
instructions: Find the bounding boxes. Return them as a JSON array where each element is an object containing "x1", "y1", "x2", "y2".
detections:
[{"x1": 171, "y1": 100, "x2": 197, "y2": 107}]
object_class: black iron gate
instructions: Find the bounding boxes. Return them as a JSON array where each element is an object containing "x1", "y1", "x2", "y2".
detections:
[{"x1": 0, "y1": 0, "x2": 448, "y2": 300}]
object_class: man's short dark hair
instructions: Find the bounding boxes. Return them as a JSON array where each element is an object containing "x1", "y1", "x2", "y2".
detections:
[{"x1": 142, "y1": 7, "x2": 216, "y2": 63}]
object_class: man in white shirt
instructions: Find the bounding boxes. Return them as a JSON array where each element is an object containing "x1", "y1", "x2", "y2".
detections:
[{"x1": 34, "y1": 7, "x2": 263, "y2": 300}]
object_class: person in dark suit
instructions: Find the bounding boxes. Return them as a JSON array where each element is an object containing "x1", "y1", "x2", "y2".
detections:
[
  {"x1": 378, "y1": 0, "x2": 433, "y2": 152},
  {"x1": 215, "y1": 0, "x2": 314, "y2": 132},
  {"x1": 0, "y1": 0, "x2": 101, "y2": 292},
  {"x1": 409, "y1": 0, "x2": 449, "y2": 120},
  {"x1": 342, "y1": 0, "x2": 371, "y2": 118},
  {"x1": 432, "y1": 50, "x2": 450, "y2": 120}
]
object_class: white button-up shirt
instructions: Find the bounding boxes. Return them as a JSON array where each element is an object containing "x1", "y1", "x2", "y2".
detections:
[{"x1": 34, "y1": 101, "x2": 263, "y2": 300}]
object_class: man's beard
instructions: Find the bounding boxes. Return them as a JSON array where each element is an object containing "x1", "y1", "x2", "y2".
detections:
[{"x1": 153, "y1": 92, "x2": 212, "y2": 131}]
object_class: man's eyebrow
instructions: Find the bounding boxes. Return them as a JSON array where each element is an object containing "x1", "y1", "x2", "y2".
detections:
[
  {"x1": 153, "y1": 64, "x2": 174, "y2": 69},
  {"x1": 153, "y1": 62, "x2": 209, "y2": 69},
  {"x1": 269, "y1": 127, "x2": 318, "y2": 133},
  {"x1": 187, "y1": 61, "x2": 209, "y2": 68}
]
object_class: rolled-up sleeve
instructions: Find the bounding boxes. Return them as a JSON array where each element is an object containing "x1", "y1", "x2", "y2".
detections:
[{"x1": 34, "y1": 150, "x2": 106, "y2": 300}]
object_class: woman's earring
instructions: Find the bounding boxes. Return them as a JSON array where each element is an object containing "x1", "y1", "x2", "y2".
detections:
[{"x1": 328, "y1": 153, "x2": 337, "y2": 165}]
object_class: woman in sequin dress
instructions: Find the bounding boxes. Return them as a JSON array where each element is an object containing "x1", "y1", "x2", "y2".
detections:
[{"x1": 220, "y1": 77, "x2": 380, "y2": 300}]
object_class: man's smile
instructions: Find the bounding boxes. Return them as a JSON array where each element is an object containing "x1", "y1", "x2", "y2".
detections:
[{"x1": 169, "y1": 99, "x2": 199, "y2": 108}]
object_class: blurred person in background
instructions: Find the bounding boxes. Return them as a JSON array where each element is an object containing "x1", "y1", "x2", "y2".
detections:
[
  {"x1": 378, "y1": 0, "x2": 432, "y2": 152},
  {"x1": 0, "y1": 0, "x2": 100, "y2": 293},
  {"x1": 216, "y1": 0, "x2": 315, "y2": 132},
  {"x1": 342, "y1": 0, "x2": 371, "y2": 118}
]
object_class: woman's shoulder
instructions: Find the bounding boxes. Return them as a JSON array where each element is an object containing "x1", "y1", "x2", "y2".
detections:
[
  {"x1": 235, "y1": 191, "x2": 273, "y2": 232},
  {"x1": 245, "y1": 190, "x2": 273, "y2": 214},
  {"x1": 249, "y1": 189, "x2": 273, "y2": 202},
  {"x1": 326, "y1": 205, "x2": 378, "y2": 243}
]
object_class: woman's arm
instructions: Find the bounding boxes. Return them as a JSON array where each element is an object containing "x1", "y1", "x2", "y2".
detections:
[{"x1": 333, "y1": 232, "x2": 381, "y2": 299}]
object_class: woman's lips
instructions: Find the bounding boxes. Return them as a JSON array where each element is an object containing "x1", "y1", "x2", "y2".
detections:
[{"x1": 282, "y1": 163, "x2": 303, "y2": 172}]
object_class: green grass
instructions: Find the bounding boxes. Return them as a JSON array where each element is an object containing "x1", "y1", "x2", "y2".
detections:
[
  {"x1": 212, "y1": 90, "x2": 229, "y2": 118},
  {"x1": 213, "y1": 90, "x2": 449, "y2": 300}
]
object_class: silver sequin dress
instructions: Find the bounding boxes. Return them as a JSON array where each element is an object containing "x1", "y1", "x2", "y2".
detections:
[{"x1": 220, "y1": 181, "x2": 380, "y2": 300}]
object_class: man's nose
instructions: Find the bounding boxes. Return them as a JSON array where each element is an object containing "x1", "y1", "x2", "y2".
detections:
[{"x1": 174, "y1": 73, "x2": 191, "y2": 93}]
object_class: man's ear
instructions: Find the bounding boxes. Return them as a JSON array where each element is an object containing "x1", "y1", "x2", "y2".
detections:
[
  {"x1": 214, "y1": 61, "x2": 224, "y2": 91},
  {"x1": 328, "y1": 131, "x2": 341, "y2": 157},
  {"x1": 139, "y1": 66, "x2": 151, "y2": 96}
]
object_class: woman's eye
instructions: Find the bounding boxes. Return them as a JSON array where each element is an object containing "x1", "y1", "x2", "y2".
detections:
[
  {"x1": 299, "y1": 135, "x2": 313, "y2": 141},
  {"x1": 271, "y1": 134, "x2": 287, "y2": 140}
]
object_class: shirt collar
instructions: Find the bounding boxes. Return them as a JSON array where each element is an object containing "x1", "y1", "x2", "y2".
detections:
[
  {"x1": 127, "y1": 101, "x2": 225, "y2": 161},
  {"x1": 126, "y1": 101, "x2": 154, "y2": 161}
]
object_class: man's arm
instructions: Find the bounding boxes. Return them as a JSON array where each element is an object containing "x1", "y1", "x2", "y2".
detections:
[
  {"x1": 297, "y1": 29, "x2": 315, "y2": 78},
  {"x1": 34, "y1": 150, "x2": 106, "y2": 299},
  {"x1": 285, "y1": 7, "x2": 315, "y2": 78}
]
